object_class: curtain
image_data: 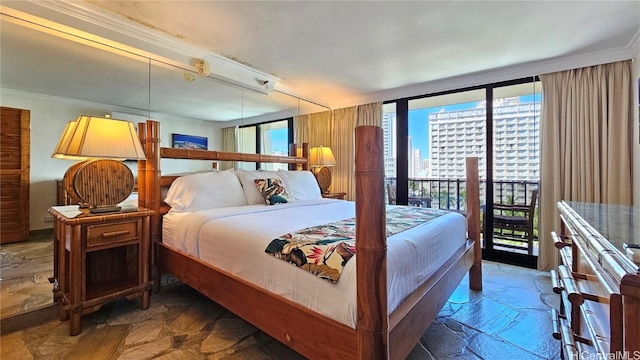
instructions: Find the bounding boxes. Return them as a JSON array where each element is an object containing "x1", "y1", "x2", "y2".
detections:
[
  {"x1": 331, "y1": 107, "x2": 357, "y2": 199},
  {"x1": 219, "y1": 126, "x2": 237, "y2": 170},
  {"x1": 328, "y1": 102, "x2": 382, "y2": 200},
  {"x1": 308, "y1": 111, "x2": 333, "y2": 147},
  {"x1": 294, "y1": 111, "x2": 332, "y2": 149},
  {"x1": 538, "y1": 60, "x2": 634, "y2": 270},
  {"x1": 294, "y1": 114, "x2": 309, "y2": 150},
  {"x1": 357, "y1": 102, "x2": 382, "y2": 126},
  {"x1": 293, "y1": 103, "x2": 382, "y2": 197}
]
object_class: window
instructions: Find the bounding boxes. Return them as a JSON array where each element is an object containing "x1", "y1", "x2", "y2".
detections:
[{"x1": 238, "y1": 118, "x2": 292, "y2": 170}]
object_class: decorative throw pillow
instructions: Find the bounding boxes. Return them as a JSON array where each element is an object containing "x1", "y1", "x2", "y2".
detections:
[
  {"x1": 236, "y1": 169, "x2": 280, "y2": 205},
  {"x1": 254, "y1": 177, "x2": 291, "y2": 205}
]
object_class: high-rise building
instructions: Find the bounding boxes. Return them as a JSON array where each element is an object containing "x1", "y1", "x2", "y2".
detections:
[
  {"x1": 382, "y1": 96, "x2": 540, "y2": 182},
  {"x1": 429, "y1": 97, "x2": 540, "y2": 181},
  {"x1": 381, "y1": 112, "x2": 396, "y2": 178}
]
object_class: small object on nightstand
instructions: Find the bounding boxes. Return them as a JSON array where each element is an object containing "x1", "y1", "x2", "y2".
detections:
[
  {"x1": 623, "y1": 243, "x2": 640, "y2": 263},
  {"x1": 321, "y1": 192, "x2": 346, "y2": 200}
]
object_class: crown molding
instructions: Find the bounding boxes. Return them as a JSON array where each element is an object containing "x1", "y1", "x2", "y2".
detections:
[
  {"x1": 334, "y1": 43, "x2": 638, "y2": 109},
  {"x1": 0, "y1": 88, "x2": 216, "y2": 124},
  {"x1": 1, "y1": 88, "x2": 150, "y2": 116},
  {"x1": 10, "y1": 1, "x2": 333, "y2": 104},
  {"x1": 7, "y1": 1, "x2": 639, "y2": 112},
  {"x1": 274, "y1": 83, "x2": 332, "y2": 110}
]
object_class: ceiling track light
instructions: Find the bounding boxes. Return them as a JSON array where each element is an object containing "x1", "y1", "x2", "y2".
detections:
[{"x1": 195, "y1": 55, "x2": 279, "y2": 95}]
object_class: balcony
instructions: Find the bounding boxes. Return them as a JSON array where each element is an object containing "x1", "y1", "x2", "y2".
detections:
[{"x1": 385, "y1": 177, "x2": 539, "y2": 256}]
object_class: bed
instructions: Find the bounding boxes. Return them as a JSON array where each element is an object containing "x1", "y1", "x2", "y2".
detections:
[{"x1": 137, "y1": 120, "x2": 482, "y2": 359}]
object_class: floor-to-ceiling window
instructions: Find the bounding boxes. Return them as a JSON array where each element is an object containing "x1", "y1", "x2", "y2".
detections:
[
  {"x1": 385, "y1": 77, "x2": 540, "y2": 267},
  {"x1": 237, "y1": 118, "x2": 293, "y2": 170},
  {"x1": 488, "y1": 81, "x2": 540, "y2": 266},
  {"x1": 408, "y1": 89, "x2": 486, "y2": 211}
]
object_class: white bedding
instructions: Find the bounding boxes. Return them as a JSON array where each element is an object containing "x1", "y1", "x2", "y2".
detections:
[{"x1": 163, "y1": 198, "x2": 467, "y2": 328}]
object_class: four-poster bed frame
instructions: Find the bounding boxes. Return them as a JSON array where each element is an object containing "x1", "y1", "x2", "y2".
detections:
[{"x1": 137, "y1": 120, "x2": 482, "y2": 359}]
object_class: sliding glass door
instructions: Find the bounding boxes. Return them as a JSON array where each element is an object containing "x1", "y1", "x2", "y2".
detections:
[
  {"x1": 486, "y1": 81, "x2": 540, "y2": 267},
  {"x1": 385, "y1": 77, "x2": 540, "y2": 268}
]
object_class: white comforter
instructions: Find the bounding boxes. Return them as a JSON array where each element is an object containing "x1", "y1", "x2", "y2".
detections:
[{"x1": 163, "y1": 199, "x2": 466, "y2": 328}]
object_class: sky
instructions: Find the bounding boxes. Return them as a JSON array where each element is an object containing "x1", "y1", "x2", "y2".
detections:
[
  {"x1": 270, "y1": 127, "x2": 288, "y2": 153},
  {"x1": 409, "y1": 94, "x2": 540, "y2": 161}
]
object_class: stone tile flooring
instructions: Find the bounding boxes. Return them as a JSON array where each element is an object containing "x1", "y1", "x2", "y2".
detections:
[
  {"x1": 0, "y1": 233, "x2": 54, "y2": 318},
  {"x1": 1, "y1": 261, "x2": 560, "y2": 359}
]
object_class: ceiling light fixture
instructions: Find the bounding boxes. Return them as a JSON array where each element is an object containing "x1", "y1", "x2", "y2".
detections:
[{"x1": 199, "y1": 55, "x2": 279, "y2": 95}]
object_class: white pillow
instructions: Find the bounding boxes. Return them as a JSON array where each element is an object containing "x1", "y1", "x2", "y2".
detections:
[
  {"x1": 277, "y1": 170, "x2": 322, "y2": 201},
  {"x1": 164, "y1": 170, "x2": 247, "y2": 212},
  {"x1": 236, "y1": 169, "x2": 280, "y2": 205}
]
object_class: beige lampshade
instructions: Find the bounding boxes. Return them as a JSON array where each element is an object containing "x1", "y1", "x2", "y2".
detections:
[
  {"x1": 309, "y1": 146, "x2": 337, "y2": 167},
  {"x1": 51, "y1": 115, "x2": 145, "y2": 160},
  {"x1": 51, "y1": 115, "x2": 144, "y2": 213}
]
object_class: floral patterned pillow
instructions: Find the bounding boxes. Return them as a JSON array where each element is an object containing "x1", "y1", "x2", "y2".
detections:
[{"x1": 254, "y1": 177, "x2": 291, "y2": 205}]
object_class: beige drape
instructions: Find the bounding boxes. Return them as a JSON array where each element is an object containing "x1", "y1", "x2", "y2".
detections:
[
  {"x1": 330, "y1": 102, "x2": 382, "y2": 199},
  {"x1": 219, "y1": 126, "x2": 237, "y2": 170},
  {"x1": 294, "y1": 114, "x2": 309, "y2": 149},
  {"x1": 538, "y1": 60, "x2": 634, "y2": 270},
  {"x1": 357, "y1": 102, "x2": 382, "y2": 127},
  {"x1": 294, "y1": 111, "x2": 332, "y2": 149},
  {"x1": 293, "y1": 103, "x2": 381, "y2": 198},
  {"x1": 331, "y1": 107, "x2": 357, "y2": 199}
]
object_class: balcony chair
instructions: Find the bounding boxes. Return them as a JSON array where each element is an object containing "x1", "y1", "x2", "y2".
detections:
[
  {"x1": 492, "y1": 189, "x2": 538, "y2": 255},
  {"x1": 387, "y1": 184, "x2": 396, "y2": 205}
]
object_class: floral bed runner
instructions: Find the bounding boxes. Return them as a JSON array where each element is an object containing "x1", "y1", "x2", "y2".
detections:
[{"x1": 264, "y1": 206, "x2": 452, "y2": 283}]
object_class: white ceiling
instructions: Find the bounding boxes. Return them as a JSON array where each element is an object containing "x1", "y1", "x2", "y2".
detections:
[
  {"x1": 1, "y1": 1, "x2": 638, "y2": 122},
  {"x1": 86, "y1": 0, "x2": 640, "y2": 107}
]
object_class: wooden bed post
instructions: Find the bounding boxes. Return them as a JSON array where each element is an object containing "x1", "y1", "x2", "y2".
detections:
[
  {"x1": 287, "y1": 143, "x2": 309, "y2": 171},
  {"x1": 288, "y1": 144, "x2": 297, "y2": 170},
  {"x1": 465, "y1": 157, "x2": 482, "y2": 291},
  {"x1": 355, "y1": 126, "x2": 388, "y2": 359},
  {"x1": 138, "y1": 120, "x2": 162, "y2": 294}
]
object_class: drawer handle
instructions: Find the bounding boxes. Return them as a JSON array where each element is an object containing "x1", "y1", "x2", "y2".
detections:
[
  {"x1": 102, "y1": 230, "x2": 130, "y2": 238},
  {"x1": 551, "y1": 231, "x2": 571, "y2": 249},
  {"x1": 558, "y1": 265, "x2": 584, "y2": 306},
  {"x1": 550, "y1": 270, "x2": 562, "y2": 294}
]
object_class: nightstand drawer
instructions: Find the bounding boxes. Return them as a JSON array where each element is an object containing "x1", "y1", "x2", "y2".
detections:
[{"x1": 86, "y1": 220, "x2": 139, "y2": 248}]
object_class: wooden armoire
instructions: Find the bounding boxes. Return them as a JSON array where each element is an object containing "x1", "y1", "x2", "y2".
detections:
[{"x1": 1, "y1": 106, "x2": 30, "y2": 243}]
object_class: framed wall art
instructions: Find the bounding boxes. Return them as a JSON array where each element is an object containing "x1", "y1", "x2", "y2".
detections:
[{"x1": 172, "y1": 133, "x2": 208, "y2": 150}]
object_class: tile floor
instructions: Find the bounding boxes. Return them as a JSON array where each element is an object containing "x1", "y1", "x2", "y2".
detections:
[
  {"x1": 1, "y1": 261, "x2": 560, "y2": 359},
  {"x1": 0, "y1": 233, "x2": 54, "y2": 318}
]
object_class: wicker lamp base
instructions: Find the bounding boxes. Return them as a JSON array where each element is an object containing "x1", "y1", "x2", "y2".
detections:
[
  {"x1": 72, "y1": 159, "x2": 134, "y2": 212},
  {"x1": 315, "y1": 166, "x2": 332, "y2": 193}
]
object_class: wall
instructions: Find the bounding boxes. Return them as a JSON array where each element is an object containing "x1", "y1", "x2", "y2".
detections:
[
  {"x1": 1, "y1": 93, "x2": 222, "y2": 231},
  {"x1": 112, "y1": 112, "x2": 223, "y2": 175}
]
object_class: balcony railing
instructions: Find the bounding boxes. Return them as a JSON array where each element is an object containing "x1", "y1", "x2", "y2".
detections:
[{"x1": 385, "y1": 177, "x2": 539, "y2": 255}]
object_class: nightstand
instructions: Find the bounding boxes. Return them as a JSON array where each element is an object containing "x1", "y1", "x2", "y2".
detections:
[
  {"x1": 49, "y1": 206, "x2": 154, "y2": 335},
  {"x1": 321, "y1": 192, "x2": 346, "y2": 200}
]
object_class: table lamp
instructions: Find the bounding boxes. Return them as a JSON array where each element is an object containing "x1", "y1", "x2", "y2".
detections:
[
  {"x1": 309, "y1": 145, "x2": 336, "y2": 193},
  {"x1": 52, "y1": 115, "x2": 145, "y2": 213}
]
